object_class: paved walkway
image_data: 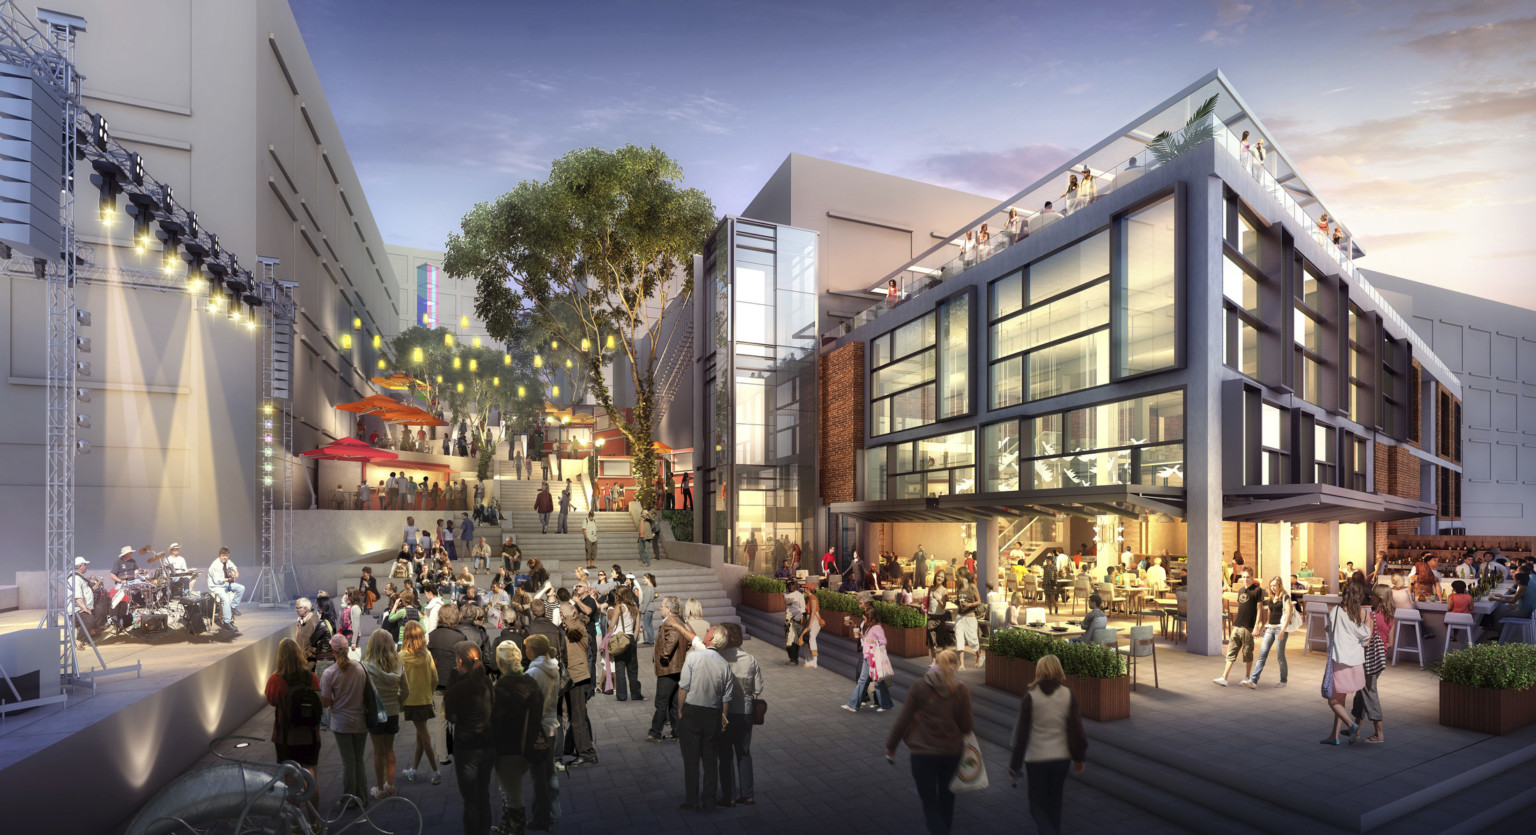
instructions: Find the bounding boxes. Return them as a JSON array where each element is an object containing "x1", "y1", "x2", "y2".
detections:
[{"x1": 167, "y1": 636, "x2": 1181, "y2": 834}]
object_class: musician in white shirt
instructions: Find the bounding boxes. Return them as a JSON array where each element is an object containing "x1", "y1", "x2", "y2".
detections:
[
  {"x1": 207, "y1": 547, "x2": 245, "y2": 632},
  {"x1": 162, "y1": 543, "x2": 191, "y2": 596},
  {"x1": 68, "y1": 556, "x2": 100, "y2": 642}
]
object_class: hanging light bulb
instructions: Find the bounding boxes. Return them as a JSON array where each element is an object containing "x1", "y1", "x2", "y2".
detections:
[
  {"x1": 435, "y1": 374, "x2": 443, "y2": 384},
  {"x1": 353, "y1": 317, "x2": 362, "y2": 330},
  {"x1": 372, "y1": 334, "x2": 381, "y2": 349},
  {"x1": 422, "y1": 312, "x2": 430, "y2": 325},
  {"x1": 606, "y1": 334, "x2": 616, "y2": 350},
  {"x1": 444, "y1": 333, "x2": 454, "y2": 347},
  {"x1": 517, "y1": 385, "x2": 526, "y2": 398},
  {"x1": 413, "y1": 347, "x2": 424, "y2": 363},
  {"x1": 551, "y1": 385, "x2": 560, "y2": 397},
  {"x1": 460, "y1": 315, "x2": 469, "y2": 328},
  {"x1": 472, "y1": 336, "x2": 481, "y2": 348},
  {"x1": 503, "y1": 353, "x2": 511, "y2": 366},
  {"x1": 377, "y1": 358, "x2": 387, "y2": 370},
  {"x1": 469, "y1": 358, "x2": 478, "y2": 372},
  {"x1": 533, "y1": 354, "x2": 543, "y2": 368},
  {"x1": 493, "y1": 376, "x2": 500, "y2": 386},
  {"x1": 456, "y1": 382, "x2": 464, "y2": 393},
  {"x1": 581, "y1": 338, "x2": 590, "y2": 352},
  {"x1": 565, "y1": 358, "x2": 572, "y2": 368},
  {"x1": 551, "y1": 340, "x2": 559, "y2": 350}
]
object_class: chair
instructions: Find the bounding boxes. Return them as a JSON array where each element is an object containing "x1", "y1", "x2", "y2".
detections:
[
  {"x1": 1024, "y1": 607, "x2": 1046, "y2": 625},
  {"x1": 1498, "y1": 610, "x2": 1536, "y2": 645},
  {"x1": 1392, "y1": 608, "x2": 1425, "y2": 667},
  {"x1": 987, "y1": 601, "x2": 1008, "y2": 633},
  {"x1": 1304, "y1": 602, "x2": 1330, "y2": 655},
  {"x1": 1444, "y1": 612, "x2": 1477, "y2": 655},
  {"x1": 1090, "y1": 627, "x2": 1118, "y2": 647},
  {"x1": 1170, "y1": 591, "x2": 1188, "y2": 643},
  {"x1": 1096, "y1": 582, "x2": 1126, "y2": 615},
  {"x1": 1116, "y1": 624, "x2": 1159, "y2": 690},
  {"x1": 1023, "y1": 575, "x2": 1039, "y2": 601},
  {"x1": 1073, "y1": 576, "x2": 1093, "y2": 615}
]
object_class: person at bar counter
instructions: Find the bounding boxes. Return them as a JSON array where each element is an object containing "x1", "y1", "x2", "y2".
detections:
[{"x1": 1411, "y1": 554, "x2": 1443, "y2": 603}]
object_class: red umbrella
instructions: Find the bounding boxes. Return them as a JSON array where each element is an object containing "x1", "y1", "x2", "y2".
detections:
[{"x1": 300, "y1": 436, "x2": 400, "y2": 462}]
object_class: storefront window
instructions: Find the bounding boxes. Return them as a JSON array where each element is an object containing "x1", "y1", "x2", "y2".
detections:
[
  {"x1": 983, "y1": 421, "x2": 1021, "y2": 493},
  {"x1": 1025, "y1": 391, "x2": 1185, "y2": 490}
]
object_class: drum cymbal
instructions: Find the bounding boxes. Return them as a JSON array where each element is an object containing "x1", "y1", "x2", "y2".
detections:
[{"x1": 147, "y1": 551, "x2": 165, "y2": 563}]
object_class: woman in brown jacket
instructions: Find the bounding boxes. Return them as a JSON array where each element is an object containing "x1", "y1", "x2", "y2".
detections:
[{"x1": 883, "y1": 649, "x2": 974, "y2": 835}]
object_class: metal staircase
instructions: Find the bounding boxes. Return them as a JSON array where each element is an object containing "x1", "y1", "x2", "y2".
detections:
[{"x1": 651, "y1": 315, "x2": 692, "y2": 429}]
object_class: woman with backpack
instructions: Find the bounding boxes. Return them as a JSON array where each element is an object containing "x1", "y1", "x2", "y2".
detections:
[
  {"x1": 399, "y1": 620, "x2": 443, "y2": 785},
  {"x1": 264, "y1": 637, "x2": 322, "y2": 803},
  {"x1": 383, "y1": 589, "x2": 419, "y2": 645},
  {"x1": 362, "y1": 629, "x2": 409, "y2": 799},
  {"x1": 1008, "y1": 654, "x2": 1088, "y2": 835},
  {"x1": 884, "y1": 649, "x2": 975, "y2": 835}
]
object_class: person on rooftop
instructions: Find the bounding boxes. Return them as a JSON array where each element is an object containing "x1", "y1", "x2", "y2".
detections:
[{"x1": 1059, "y1": 174, "x2": 1079, "y2": 213}]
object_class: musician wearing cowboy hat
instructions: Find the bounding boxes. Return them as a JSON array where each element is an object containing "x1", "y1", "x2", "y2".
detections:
[{"x1": 108, "y1": 546, "x2": 139, "y2": 631}]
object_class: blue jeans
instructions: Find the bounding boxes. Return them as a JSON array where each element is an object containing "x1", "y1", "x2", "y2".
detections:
[
  {"x1": 846, "y1": 662, "x2": 893, "y2": 710},
  {"x1": 539, "y1": 512, "x2": 550, "y2": 533},
  {"x1": 637, "y1": 539, "x2": 651, "y2": 565},
  {"x1": 642, "y1": 611, "x2": 655, "y2": 643},
  {"x1": 213, "y1": 582, "x2": 245, "y2": 622},
  {"x1": 909, "y1": 753, "x2": 961, "y2": 835},
  {"x1": 1248, "y1": 626, "x2": 1288, "y2": 684},
  {"x1": 454, "y1": 746, "x2": 497, "y2": 835}
]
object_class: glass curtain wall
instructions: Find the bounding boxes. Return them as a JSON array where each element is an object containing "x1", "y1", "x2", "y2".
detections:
[{"x1": 701, "y1": 219, "x2": 817, "y2": 573}]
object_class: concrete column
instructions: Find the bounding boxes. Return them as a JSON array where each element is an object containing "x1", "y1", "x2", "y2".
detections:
[
  {"x1": 975, "y1": 516, "x2": 997, "y2": 597},
  {"x1": 1184, "y1": 169, "x2": 1226, "y2": 655},
  {"x1": 1278, "y1": 522, "x2": 1293, "y2": 585},
  {"x1": 1320, "y1": 522, "x2": 1341, "y2": 593}
]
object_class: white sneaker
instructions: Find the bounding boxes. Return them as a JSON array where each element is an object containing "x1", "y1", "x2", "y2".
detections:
[
  {"x1": 1240, "y1": 679, "x2": 1256, "y2": 689},
  {"x1": 841, "y1": 704, "x2": 857, "y2": 712},
  {"x1": 1275, "y1": 681, "x2": 1288, "y2": 688},
  {"x1": 430, "y1": 771, "x2": 442, "y2": 785},
  {"x1": 403, "y1": 768, "x2": 417, "y2": 782},
  {"x1": 1213, "y1": 677, "x2": 1228, "y2": 687}
]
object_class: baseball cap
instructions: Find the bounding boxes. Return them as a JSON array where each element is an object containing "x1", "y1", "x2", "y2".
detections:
[
  {"x1": 74, "y1": 556, "x2": 89, "y2": 566},
  {"x1": 118, "y1": 546, "x2": 133, "y2": 558},
  {"x1": 168, "y1": 542, "x2": 180, "y2": 550},
  {"x1": 329, "y1": 633, "x2": 349, "y2": 652}
]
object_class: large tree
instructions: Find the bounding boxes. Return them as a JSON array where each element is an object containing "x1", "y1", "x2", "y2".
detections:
[{"x1": 445, "y1": 145, "x2": 716, "y2": 507}]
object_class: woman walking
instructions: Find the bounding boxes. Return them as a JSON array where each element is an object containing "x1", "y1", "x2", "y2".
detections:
[
  {"x1": 843, "y1": 600, "x2": 894, "y2": 712},
  {"x1": 319, "y1": 633, "x2": 369, "y2": 807},
  {"x1": 884, "y1": 649, "x2": 974, "y2": 835},
  {"x1": 362, "y1": 629, "x2": 408, "y2": 798},
  {"x1": 1321, "y1": 580, "x2": 1372, "y2": 745},
  {"x1": 800, "y1": 582, "x2": 823, "y2": 669},
  {"x1": 398, "y1": 620, "x2": 442, "y2": 784},
  {"x1": 1243, "y1": 576, "x2": 1301, "y2": 688},
  {"x1": 717, "y1": 623, "x2": 763, "y2": 807},
  {"x1": 606, "y1": 586, "x2": 643, "y2": 701},
  {"x1": 953, "y1": 577, "x2": 984, "y2": 670},
  {"x1": 1352, "y1": 583, "x2": 1394, "y2": 743},
  {"x1": 1008, "y1": 655, "x2": 1088, "y2": 835}
]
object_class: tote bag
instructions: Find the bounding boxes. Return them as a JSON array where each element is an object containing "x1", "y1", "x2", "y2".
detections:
[{"x1": 949, "y1": 732, "x2": 989, "y2": 793}]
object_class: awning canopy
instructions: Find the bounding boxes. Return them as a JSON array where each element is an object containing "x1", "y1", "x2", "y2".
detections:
[
  {"x1": 300, "y1": 436, "x2": 400, "y2": 463},
  {"x1": 827, "y1": 485, "x2": 1186, "y2": 524},
  {"x1": 1222, "y1": 484, "x2": 1433, "y2": 523}
]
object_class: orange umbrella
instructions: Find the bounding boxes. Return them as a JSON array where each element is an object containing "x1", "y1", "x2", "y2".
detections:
[
  {"x1": 338, "y1": 394, "x2": 404, "y2": 413},
  {"x1": 370, "y1": 373, "x2": 415, "y2": 390}
]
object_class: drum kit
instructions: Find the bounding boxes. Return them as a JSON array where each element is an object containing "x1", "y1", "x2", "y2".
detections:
[{"x1": 107, "y1": 550, "x2": 207, "y2": 636}]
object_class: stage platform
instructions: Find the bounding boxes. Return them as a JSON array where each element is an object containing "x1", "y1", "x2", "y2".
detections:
[{"x1": 0, "y1": 607, "x2": 293, "y2": 833}]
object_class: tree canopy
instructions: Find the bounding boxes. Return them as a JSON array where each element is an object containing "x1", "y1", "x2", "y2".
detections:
[{"x1": 444, "y1": 144, "x2": 716, "y2": 506}]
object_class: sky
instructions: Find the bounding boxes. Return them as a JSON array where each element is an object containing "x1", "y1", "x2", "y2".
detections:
[{"x1": 291, "y1": 0, "x2": 1536, "y2": 312}]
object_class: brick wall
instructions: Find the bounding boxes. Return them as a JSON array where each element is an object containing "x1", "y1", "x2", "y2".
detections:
[
  {"x1": 1375, "y1": 440, "x2": 1426, "y2": 537},
  {"x1": 1408, "y1": 359, "x2": 1422, "y2": 448},
  {"x1": 819, "y1": 342, "x2": 865, "y2": 505}
]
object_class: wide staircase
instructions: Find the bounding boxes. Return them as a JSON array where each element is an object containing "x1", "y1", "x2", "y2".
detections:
[{"x1": 494, "y1": 461, "x2": 737, "y2": 625}]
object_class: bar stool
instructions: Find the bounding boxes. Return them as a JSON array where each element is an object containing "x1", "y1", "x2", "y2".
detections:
[
  {"x1": 1304, "y1": 602, "x2": 1330, "y2": 655},
  {"x1": 1499, "y1": 610, "x2": 1536, "y2": 645},
  {"x1": 1392, "y1": 608, "x2": 1425, "y2": 667},
  {"x1": 1444, "y1": 612, "x2": 1477, "y2": 655}
]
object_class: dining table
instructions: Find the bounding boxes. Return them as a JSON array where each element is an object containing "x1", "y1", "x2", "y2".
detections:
[{"x1": 1019, "y1": 622, "x2": 1086, "y2": 640}]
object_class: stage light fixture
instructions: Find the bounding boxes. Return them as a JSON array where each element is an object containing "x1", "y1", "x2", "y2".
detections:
[
  {"x1": 89, "y1": 159, "x2": 124, "y2": 224},
  {"x1": 75, "y1": 414, "x2": 90, "y2": 429},
  {"x1": 156, "y1": 219, "x2": 185, "y2": 275},
  {"x1": 228, "y1": 302, "x2": 241, "y2": 323},
  {"x1": 75, "y1": 387, "x2": 90, "y2": 403},
  {"x1": 263, "y1": 403, "x2": 274, "y2": 415},
  {"x1": 76, "y1": 439, "x2": 91, "y2": 454},
  {"x1": 90, "y1": 113, "x2": 109, "y2": 150},
  {"x1": 126, "y1": 192, "x2": 158, "y2": 252},
  {"x1": 75, "y1": 336, "x2": 90, "y2": 353},
  {"x1": 262, "y1": 476, "x2": 272, "y2": 486}
]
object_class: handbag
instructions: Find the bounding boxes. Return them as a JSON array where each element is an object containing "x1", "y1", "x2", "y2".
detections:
[
  {"x1": 949, "y1": 732, "x2": 989, "y2": 794},
  {"x1": 362, "y1": 671, "x2": 388, "y2": 731},
  {"x1": 751, "y1": 698, "x2": 767, "y2": 726},
  {"x1": 1363, "y1": 621, "x2": 1387, "y2": 677},
  {"x1": 1320, "y1": 608, "x2": 1336, "y2": 701}
]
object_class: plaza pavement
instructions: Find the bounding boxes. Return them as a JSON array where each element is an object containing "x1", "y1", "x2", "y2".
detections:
[{"x1": 163, "y1": 633, "x2": 1182, "y2": 834}]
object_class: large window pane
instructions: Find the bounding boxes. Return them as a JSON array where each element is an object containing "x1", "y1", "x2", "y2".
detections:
[
  {"x1": 1120, "y1": 197, "x2": 1177, "y2": 375},
  {"x1": 1223, "y1": 256, "x2": 1259, "y2": 316},
  {"x1": 991, "y1": 357, "x2": 1023, "y2": 410},
  {"x1": 890, "y1": 384, "x2": 935, "y2": 432},
  {"x1": 735, "y1": 301, "x2": 772, "y2": 345},
  {"x1": 983, "y1": 421, "x2": 1021, "y2": 492},
  {"x1": 1239, "y1": 213, "x2": 1261, "y2": 265},
  {"x1": 1068, "y1": 391, "x2": 1184, "y2": 451},
  {"x1": 915, "y1": 430, "x2": 973, "y2": 470},
  {"x1": 1033, "y1": 413, "x2": 1062, "y2": 457},
  {"x1": 991, "y1": 271, "x2": 1023, "y2": 320},
  {"x1": 893, "y1": 313, "x2": 936, "y2": 358},
  {"x1": 992, "y1": 283, "x2": 1110, "y2": 360},
  {"x1": 1029, "y1": 330, "x2": 1108, "y2": 401},
  {"x1": 873, "y1": 352, "x2": 935, "y2": 397},
  {"x1": 865, "y1": 446, "x2": 887, "y2": 501},
  {"x1": 938, "y1": 295, "x2": 969, "y2": 418},
  {"x1": 1030, "y1": 230, "x2": 1109, "y2": 303},
  {"x1": 1140, "y1": 443, "x2": 1184, "y2": 486}
]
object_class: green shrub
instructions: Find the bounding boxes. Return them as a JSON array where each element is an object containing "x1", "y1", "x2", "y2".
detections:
[
  {"x1": 816, "y1": 588, "x2": 861, "y2": 614},
  {"x1": 661, "y1": 509, "x2": 693, "y2": 542},
  {"x1": 985, "y1": 629, "x2": 1125, "y2": 678},
  {"x1": 741, "y1": 575, "x2": 785, "y2": 594},
  {"x1": 872, "y1": 601, "x2": 926, "y2": 629},
  {"x1": 1434, "y1": 643, "x2": 1536, "y2": 690}
]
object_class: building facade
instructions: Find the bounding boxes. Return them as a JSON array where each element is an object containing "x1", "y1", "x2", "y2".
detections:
[
  {"x1": 0, "y1": 0, "x2": 401, "y2": 585},
  {"x1": 384, "y1": 243, "x2": 492, "y2": 343},
  {"x1": 814, "y1": 72, "x2": 1462, "y2": 654}
]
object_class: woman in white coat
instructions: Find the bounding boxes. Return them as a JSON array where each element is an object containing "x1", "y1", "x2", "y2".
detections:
[{"x1": 1321, "y1": 580, "x2": 1372, "y2": 745}]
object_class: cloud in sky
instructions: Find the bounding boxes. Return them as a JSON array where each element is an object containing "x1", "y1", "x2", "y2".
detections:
[{"x1": 908, "y1": 144, "x2": 1077, "y2": 198}]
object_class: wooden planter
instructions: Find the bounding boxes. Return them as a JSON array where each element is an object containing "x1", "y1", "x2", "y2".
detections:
[
  {"x1": 984, "y1": 655, "x2": 1035, "y2": 695},
  {"x1": 1439, "y1": 681, "x2": 1536, "y2": 735},
  {"x1": 886, "y1": 625, "x2": 928, "y2": 658},
  {"x1": 1066, "y1": 674, "x2": 1131, "y2": 722},
  {"x1": 823, "y1": 611, "x2": 855, "y2": 638},
  {"x1": 741, "y1": 588, "x2": 784, "y2": 613}
]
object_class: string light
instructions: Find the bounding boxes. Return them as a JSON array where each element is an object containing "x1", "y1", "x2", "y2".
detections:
[
  {"x1": 372, "y1": 334, "x2": 381, "y2": 349},
  {"x1": 468, "y1": 358, "x2": 478, "y2": 372},
  {"x1": 444, "y1": 333, "x2": 454, "y2": 347},
  {"x1": 453, "y1": 356, "x2": 461, "y2": 369},
  {"x1": 413, "y1": 347, "x2": 424, "y2": 362},
  {"x1": 472, "y1": 336, "x2": 481, "y2": 348}
]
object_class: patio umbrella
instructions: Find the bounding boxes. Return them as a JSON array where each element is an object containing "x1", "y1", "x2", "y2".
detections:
[
  {"x1": 337, "y1": 394, "x2": 404, "y2": 414},
  {"x1": 300, "y1": 436, "x2": 399, "y2": 462},
  {"x1": 370, "y1": 373, "x2": 416, "y2": 390}
]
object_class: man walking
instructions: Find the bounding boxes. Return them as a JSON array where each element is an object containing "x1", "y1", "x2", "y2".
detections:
[
  {"x1": 535, "y1": 483, "x2": 554, "y2": 534},
  {"x1": 557, "y1": 589, "x2": 598, "y2": 767},
  {"x1": 1215, "y1": 573, "x2": 1264, "y2": 687},
  {"x1": 558, "y1": 481, "x2": 572, "y2": 534},
  {"x1": 638, "y1": 510, "x2": 655, "y2": 567},
  {"x1": 647, "y1": 597, "x2": 688, "y2": 743},
  {"x1": 676, "y1": 625, "x2": 735, "y2": 812},
  {"x1": 385, "y1": 471, "x2": 400, "y2": 511},
  {"x1": 583, "y1": 511, "x2": 598, "y2": 570}
]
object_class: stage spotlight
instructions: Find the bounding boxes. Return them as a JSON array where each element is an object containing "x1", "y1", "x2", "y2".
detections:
[
  {"x1": 126, "y1": 192, "x2": 158, "y2": 252},
  {"x1": 89, "y1": 159, "x2": 124, "y2": 224},
  {"x1": 156, "y1": 220, "x2": 185, "y2": 275},
  {"x1": 91, "y1": 113, "x2": 109, "y2": 150}
]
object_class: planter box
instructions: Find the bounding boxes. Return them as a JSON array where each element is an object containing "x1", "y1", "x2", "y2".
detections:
[
  {"x1": 985, "y1": 655, "x2": 1035, "y2": 695},
  {"x1": 886, "y1": 625, "x2": 928, "y2": 658},
  {"x1": 1067, "y1": 673, "x2": 1131, "y2": 722},
  {"x1": 1439, "y1": 681, "x2": 1536, "y2": 735},
  {"x1": 823, "y1": 611, "x2": 855, "y2": 638},
  {"x1": 741, "y1": 588, "x2": 784, "y2": 613}
]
